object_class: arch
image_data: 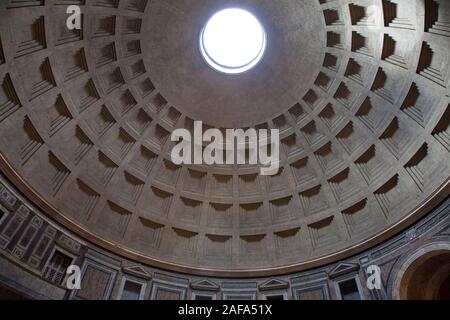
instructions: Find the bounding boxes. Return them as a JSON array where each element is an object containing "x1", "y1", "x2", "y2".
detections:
[{"x1": 392, "y1": 242, "x2": 450, "y2": 300}]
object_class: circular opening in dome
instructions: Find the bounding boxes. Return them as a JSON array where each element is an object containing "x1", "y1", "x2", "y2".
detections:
[{"x1": 200, "y1": 8, "x2": 267, "y2": 74}]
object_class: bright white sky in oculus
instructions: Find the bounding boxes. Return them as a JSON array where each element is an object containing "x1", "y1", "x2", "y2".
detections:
[{"x1": 200, "y1": 8, "x2": 266, "y2": 74}]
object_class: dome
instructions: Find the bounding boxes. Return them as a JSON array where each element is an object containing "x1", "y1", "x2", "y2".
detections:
[{"x1": 0, "y1": 0, "x2": 449, "y2": 282}]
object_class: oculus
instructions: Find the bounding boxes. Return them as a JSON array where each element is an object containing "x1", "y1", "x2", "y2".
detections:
[{"x1": 200, "y1": 8, "x2": 267, "y2": 74}]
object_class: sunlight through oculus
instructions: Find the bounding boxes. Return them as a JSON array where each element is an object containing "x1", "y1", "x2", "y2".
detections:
[{"x1": 200, "y1": 8, "x2": 267, "y2": 74}]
